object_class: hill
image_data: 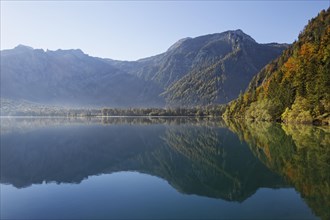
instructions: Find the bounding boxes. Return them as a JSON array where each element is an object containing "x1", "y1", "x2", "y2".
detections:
[{"x1": 223, "y1": 8, "x2": 330, "y2": 125}]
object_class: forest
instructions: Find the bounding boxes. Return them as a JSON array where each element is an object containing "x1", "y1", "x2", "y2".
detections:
[{"x1": 223, "y1": 9, "x2": 330, "y2": 125}]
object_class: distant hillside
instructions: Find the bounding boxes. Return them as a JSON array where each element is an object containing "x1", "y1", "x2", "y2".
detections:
[
  {"x1": 108, "y1": 30, "x2": 288, "y2": 106},
  {"x1": 224, "y1": 8, "x2": 330, "y2": 125},
  {"x1": 1, "y1": 45, "x2": 164, "y2": 107}
]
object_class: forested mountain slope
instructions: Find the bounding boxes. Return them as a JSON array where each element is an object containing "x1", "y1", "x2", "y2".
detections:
[
  {"x1": 109, "y1": 30, "x2": 287, "y2": 106},
  {"x1": 224, "y1": 8, "x2": 330, "y2": 125}
]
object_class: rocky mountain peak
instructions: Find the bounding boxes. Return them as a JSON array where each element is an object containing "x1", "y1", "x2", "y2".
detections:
[
  {"x1": 226, "y1": 29, "x2": 256, "y2": 43},
  {"x1": 14, "y1": 44, "x2": 34, "y2": 50},
  {"x1": 167, "y1": 37, "x2": 192, "y2": 52}
]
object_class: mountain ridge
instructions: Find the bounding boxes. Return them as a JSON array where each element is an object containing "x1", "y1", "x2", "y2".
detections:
[
  {"x1": 1, "y1": 46, "x2": 164, "y2": 107},
  {"x1": 1, "y1": 30, "x2": 288, "y2": 108}
]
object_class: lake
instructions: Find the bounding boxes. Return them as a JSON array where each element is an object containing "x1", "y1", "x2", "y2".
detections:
[{"x1": 1, "y1": 117, "x2": 329, "y2": 219}]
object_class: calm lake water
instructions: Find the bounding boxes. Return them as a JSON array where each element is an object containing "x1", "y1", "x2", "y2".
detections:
[{"x1": 1, "y1": 117, "x2": 329, "y2": 219}]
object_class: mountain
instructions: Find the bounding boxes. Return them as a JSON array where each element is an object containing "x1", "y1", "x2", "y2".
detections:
[
  {"x1": 223, "y1": 8, "x2": 330, "y2": 124},
  {"x1": 1, "y1": 30, "x2": 287, "y2": 108},
  {"x1": 108, "y1": 30, "x2": 288, "y2": 106},
  {"x1": 1, "y1": 45, "x2": 164, "y2": 107}
]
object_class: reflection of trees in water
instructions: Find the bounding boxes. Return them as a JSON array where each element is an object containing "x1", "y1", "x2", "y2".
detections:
[
  {"x1": 162, "y1": 125, "x2": 285, "y2": 201},
  {"x1": 281, "y1": 125, "x2": 330, "y2": 220},
  {"x1": 225, "y1": 119, "x2": 330, "y2": 220},
  {"x1": 224, "y1": 120, "x2": 295, "y2": 171}
]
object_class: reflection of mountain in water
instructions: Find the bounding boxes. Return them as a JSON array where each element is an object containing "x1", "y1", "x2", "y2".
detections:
[
  {"x1": 160, "y1": 126, "x2": 284, "y2": 201},
  {"x1": 1, "y1": 121, "x2": 164, "y2": 187},
  {"x1": 3, "y1": 117, "x2": 328, "y2": 218},
  {"x1": 225, "y1": 119, "x2": 330, "y2": 220},
  {"x1": 1, "y1": 117, "x2": 286, "y2": 203}
]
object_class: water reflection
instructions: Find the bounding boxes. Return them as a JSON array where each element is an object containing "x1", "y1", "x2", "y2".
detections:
[
  {"x1": 225, "y1": 119, "x2": 330, "y2": 220},
  {"x1": 1, "y1": 117, "x2": 328, "y2": 219},
  {"x1": 162, "y1": 125, "x2": 284, "y2": 201},
  {"x1": 1, "y1": 117, "x2": 283, "y2": 199}
]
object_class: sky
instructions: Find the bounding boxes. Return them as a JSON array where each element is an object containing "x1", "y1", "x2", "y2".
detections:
[{"x1": 1, "y1": 1, "x2": 329, "y2": 61}]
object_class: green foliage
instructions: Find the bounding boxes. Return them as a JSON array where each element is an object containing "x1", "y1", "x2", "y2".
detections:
[
  {"x1": 245, "y1": 99, "x2": 280, "y2": 121},
  {"x1": 224, "y1": 8, "x2": 330, "y2": 125},
  {"x1": 281, "y1": 96, "x2": 313, "y2": 124}
]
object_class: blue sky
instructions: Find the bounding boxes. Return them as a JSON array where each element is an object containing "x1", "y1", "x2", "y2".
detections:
[{"x1": 1, "y1": 1, "x2": 329, "y2": 61}]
